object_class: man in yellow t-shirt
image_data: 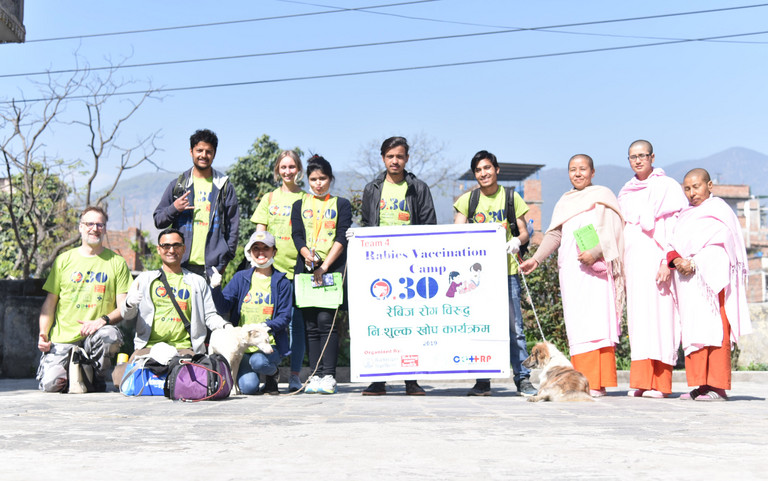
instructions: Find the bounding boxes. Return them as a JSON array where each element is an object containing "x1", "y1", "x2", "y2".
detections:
[
  {"x1": 113, "y1": 228, "x2": 231, "y2": 386},
  {"x1": 37, "y1": 206, "x2": 131, "y2": 392},
  {"x1": 153, "y1": 129, "x2": 239, "y2": 280},
  {"x1": 454, "y1": 150, "x2": 536, "y2": 397},
  {"x1": 359, "y1": 136, "x2": 437, "y2": 396}
]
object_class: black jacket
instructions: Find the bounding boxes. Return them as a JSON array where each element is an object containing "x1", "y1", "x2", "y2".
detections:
[{"x1": 360, "y1": 171, "x2": 437, "y2": 226}]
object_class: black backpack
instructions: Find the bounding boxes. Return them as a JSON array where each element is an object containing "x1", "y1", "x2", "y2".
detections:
[{"x1": 467, "y1": 186, "x2": 529, "y2": 257}]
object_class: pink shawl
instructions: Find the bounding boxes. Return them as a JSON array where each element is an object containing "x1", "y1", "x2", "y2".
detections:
[{"x1": 672, "y1": 195, "x2": 751, "y2": 340}]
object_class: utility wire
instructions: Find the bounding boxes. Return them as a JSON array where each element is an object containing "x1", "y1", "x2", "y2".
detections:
[
  {"x1": 24, "y1": 1, "x2": 768, "y2": 44},
  {"x1": 6, "y1": 29, "x2": 766, "y2": 105},
  {"x1": 25, "y1": 0, "x2": 438, "y2": 43},
  {"x1": 6, "y1": 4, "x2": 768, "y2": 80},
  {"x1": 283, "y1": 0, "x2": 768, "y2": 30}
]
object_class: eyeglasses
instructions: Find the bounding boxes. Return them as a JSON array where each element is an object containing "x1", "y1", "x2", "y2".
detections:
[
  {"x1": 628, "y1": 153, "x2": 651, "y2": 161},
  {"x1": 81, "y1": 222, "x2": 106, "y2": 230},
  {"x1": 158, "y1": 243, "x2": 184, "y2": 251}
]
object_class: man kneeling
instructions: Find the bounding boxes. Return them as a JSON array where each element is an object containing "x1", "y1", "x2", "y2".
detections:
[{"x1": 112, "y1": 228, "x2": 230, "y2": 385}]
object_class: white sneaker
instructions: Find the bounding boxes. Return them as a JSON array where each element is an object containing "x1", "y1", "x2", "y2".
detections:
[
  {"x1": 305, "y1": 375, "x2": 322, "y2": 394},
  {"x1": 289, "y1": 374, "x2": 302, "y2": 393},
  {"x1": 318, "y1": 375, "x2": 337, "y2": 394}
]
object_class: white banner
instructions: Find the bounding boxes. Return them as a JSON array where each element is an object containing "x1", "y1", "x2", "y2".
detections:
[{"x1": 347, "y1": 223, "x2": 510, "y2": 382}]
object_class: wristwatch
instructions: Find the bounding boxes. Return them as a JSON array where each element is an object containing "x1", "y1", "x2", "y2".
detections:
[{"x1": 101, "y1": 315, "x2": 110, "y2": 326}]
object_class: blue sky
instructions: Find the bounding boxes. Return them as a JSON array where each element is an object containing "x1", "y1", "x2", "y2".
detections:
[{"x1": 2, "y1": 0, "x2": 767, "y2": 184}]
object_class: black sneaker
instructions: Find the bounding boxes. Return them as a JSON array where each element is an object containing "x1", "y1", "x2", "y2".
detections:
[
  {"x1": 467, "y1": 381, "x2": 491, "y2": 396},
  {"x1": 261, "y1": 372, "x2": 280, "y2": 395},
  {"x1": 517, "y1": 378, "x2": 537, "y2": 397},
  {"x1": 362, "y1": 381, "x2": 387, "y2": 396},
  {"x1": 405, "y1": 380, "x2": 426, "y2": 395}
]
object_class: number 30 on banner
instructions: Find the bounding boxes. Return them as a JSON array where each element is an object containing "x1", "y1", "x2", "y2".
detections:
[{"x1": 369, "y1": 276, "x2": 438, "y2": 301}]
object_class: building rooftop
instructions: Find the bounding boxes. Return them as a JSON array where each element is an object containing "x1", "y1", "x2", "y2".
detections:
[{"x1": 458, "y1": 162, "x2": 545, "y2": 182}]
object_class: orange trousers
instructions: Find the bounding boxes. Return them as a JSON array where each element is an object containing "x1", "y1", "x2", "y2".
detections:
[
  {"x1": 629, "y1": 359, "x2": 673, "y2": 394},
  {"x1": 684, "y1": 291, "x2": 732, "y2": 390},
  {"x1": 571, "y1": 346, "x2": 617, "y2": 390}
]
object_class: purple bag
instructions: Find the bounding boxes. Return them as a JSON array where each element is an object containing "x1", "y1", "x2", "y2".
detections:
[{"x1": 164, "y1": 354, "x2": 233, "y2": 402}]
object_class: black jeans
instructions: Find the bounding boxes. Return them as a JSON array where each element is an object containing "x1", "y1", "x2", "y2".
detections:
[{"x1": 302, "y1": 307, "x2": 339, "y2": 377}]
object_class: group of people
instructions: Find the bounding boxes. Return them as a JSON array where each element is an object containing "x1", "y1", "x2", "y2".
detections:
[
  {"x1": 520, "y1": 141, "x2": 752, "y2": 401},
  {"x1": 36, "y1": 130, "x2": 751, "y2": 401}
]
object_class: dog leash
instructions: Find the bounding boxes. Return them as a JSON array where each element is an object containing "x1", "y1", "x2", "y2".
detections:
[
  {"x1": 284, "y1": 263, "x2": 347, "y2": 397},
  {"x1": 512, "y1": 255, "x2": 547, "y2": 342}
]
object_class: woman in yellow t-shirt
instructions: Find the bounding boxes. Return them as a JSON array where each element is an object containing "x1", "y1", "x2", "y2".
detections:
[
  {"x1": 251, "y1": 150, "x2": 306, "y2": 393},
  {"x1": 290, "y1": 155, "x2": 352, "y2": 395},
  {"x1": 212, "y1": 230, "x2": 293, "y2": 395}
]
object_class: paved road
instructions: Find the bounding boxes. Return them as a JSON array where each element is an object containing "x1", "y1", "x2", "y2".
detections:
[{"x1": 1, "y1": 374, "x2": 766, "y2": 480}]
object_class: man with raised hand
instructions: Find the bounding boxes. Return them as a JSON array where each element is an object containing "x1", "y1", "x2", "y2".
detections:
[
  {"x1": 154, "y1": 129, "x2": 239, "y2": 280},
  {"x1": 359, "y1": 136, "x2": 436, "y2": 396},
  {"x1": 37, "y1": 206, "x2": 131, "y2": 392},
  {"x1": 618, "y1": 140, "x2": 688, "y2": 398}
]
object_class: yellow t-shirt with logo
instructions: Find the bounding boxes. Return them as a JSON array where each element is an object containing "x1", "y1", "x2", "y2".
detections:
[
  {"x1": 239, "y1": 274, "x2": 275, "y2": 353},
  {"x1": 299, "y1": 195, "x2": 339, "y2": 260},
  {"x1": 250, "y1": 189, "x2": 305, "y2": 280},
  {"x1": 190, "y1": 176, "x2": 213, "y2": 266},
  {"x1": 379, "y1": 180, "x2": 412, "y2": 226},
  {"x1": 43, "y1": 248, "x2": 132, "y2": 344},
  {"x1": 147, "y1": 272, "x2": 192, "y2": 349},
  {"x1": 453, "y1": 187, "x2": 529, "y2": 275}
]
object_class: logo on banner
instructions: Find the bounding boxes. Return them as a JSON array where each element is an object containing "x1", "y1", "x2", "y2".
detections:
[
  {"x1": 452, "y1": 354, "x2": 493, "y2": 364},
  {"x1": 370, "y1": 278, "x2": 392, "y2": 300},
  {"x1": 401, "y1": 355, "x2": 419, "y2": 367}
]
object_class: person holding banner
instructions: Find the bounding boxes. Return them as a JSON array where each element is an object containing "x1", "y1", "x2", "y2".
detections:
[
  {"x1": 454, "y1": 150, "x2": 536, "y2": 397},
  {"x1": 212, "y1": 230, "x2": 292, "y2": 395},
  {"x1": 251, "y1": 150, "x2": 307, "y2": 393},
  {"x1": 359, "y1": 136, "x2": 436, "y2": 396},
  {"x1": 520, "y1": 154, "x2": 624, "y2": 397},
  {"x1": 291, "y1": 155, "x2": 352, "y2": 395}
]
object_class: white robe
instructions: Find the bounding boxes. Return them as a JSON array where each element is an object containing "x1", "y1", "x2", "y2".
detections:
[{"x1": 619, "y1": 169, "x2": 688, "y2": 365}]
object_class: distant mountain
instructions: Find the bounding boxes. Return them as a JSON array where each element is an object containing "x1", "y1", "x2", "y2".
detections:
[
  {"x1": 106, "y1": 147, "x2": 767, "y2": 239},
  {"x1": 536, "y1": 147, "x2": 768, "y2": 228}
]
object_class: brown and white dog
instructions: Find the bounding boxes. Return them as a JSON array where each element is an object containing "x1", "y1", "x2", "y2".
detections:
[
  {"x1": 522, "y1": 342, "x2": 593, "y2": 402},
  {"x1": 208, "y1": 324, "x2": 273, "y2": 395}
]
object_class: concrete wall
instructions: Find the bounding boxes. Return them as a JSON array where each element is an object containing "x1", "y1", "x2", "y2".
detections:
[
  {"x1": 0, "y1": 279, "x2": 45, "y2": 378},
  {"x1": 738, "y1": 303, "x2": 768, "y2": 368}
]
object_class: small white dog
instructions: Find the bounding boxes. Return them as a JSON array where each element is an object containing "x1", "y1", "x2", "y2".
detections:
[
  {"x1": 208, "y1": 324, "x2": 273, "y2": 395},
  {"x1": 522, "y1": 342, "x2": 593, "y2": 402}
]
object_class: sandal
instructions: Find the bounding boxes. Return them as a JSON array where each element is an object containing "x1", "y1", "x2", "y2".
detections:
[
  {"x1": 680, "y1": 387, "x2": 705, "y2": 400},
  {"x1": 643, "y1": 390, "x2": 668, "y2": 399},
  {"x1": 627, "y1": 389, "x2": 645, "y2": 397},
  {"x1": 696, "y1": 390, "x2": 727, "y2": 402}
]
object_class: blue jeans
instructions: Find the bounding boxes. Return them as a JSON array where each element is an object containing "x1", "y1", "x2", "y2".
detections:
[
  {"x1": 479, "y1": 274, "x2": 530, "y2": 384},
  {"x1": 237, "y1": 350, "x2": 282, "y2": 395},
  {"x1": 289, "y1": 306, "x2": 305, "y2": 373}
]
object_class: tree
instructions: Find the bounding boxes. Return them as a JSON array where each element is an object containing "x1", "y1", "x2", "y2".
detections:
[
  {"x1": 349, "y1": 132, "x2": 459, "y2": 225},
  {"x1": 353, "y1": 132, "x2": 459, "y2": 190},
  {"x1": 0, "y1": 170, "x2": 75, "y2": 278},
  {"x1": 519, "y1": 246, "x2": 568, "y2": 354},
  {"x1": 224, "y1": 134, "x2": 302, "y2": 281},
  {"x1": 0, "y1": 61, "x2": 160, "y2": 278}
]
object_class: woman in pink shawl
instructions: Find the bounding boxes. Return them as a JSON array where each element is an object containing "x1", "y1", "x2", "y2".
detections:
[
  {"x1": 521, "y1": 154, "x2": 624, "y2": 397},
  {"x1": 667, "y1": 169, "x2": 751, "y2": 401},
  {"x1": 618, "y1": 140, "x2": 688, "y2": 399}
]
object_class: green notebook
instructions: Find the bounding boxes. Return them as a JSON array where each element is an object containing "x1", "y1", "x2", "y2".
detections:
[
  {"x1": 573, "y1": 224, "x2": 599, "y2": 252},
  {"x1": 294, "y1": 273, "x2": 344, "y2": 309}
]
